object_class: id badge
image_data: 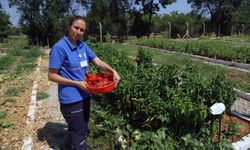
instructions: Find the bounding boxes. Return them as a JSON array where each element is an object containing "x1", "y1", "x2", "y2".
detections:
[{"x1": 80, "y1": 60, "x2": 88, "y2": 67}]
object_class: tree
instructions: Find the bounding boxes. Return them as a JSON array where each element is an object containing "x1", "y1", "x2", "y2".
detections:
[
  {"x1": 187, "y1": 0, "x2": 243, "y2": 36},
  {"x1": 150, "y1": 11, "x2": 204, "y2": 38},
  {"x1": 86, "y1": 0, "x2": 129, "y2": 41},
  {"x1": 9, "y1": 0, "x2": 74, "y2": 46},
  {"x1": 86, "y1": 0, "x2": 108, "y2": 39},
  {"x1": 134, "y1": 0, "x2": 176, "y2": 37},
  {"x1": 232, "y1": 0, "x2": 250, "y2": 34},
  {"x1": 130, "y1": 10, "x2": 150, "y2": 38},
  {"x1": 75, "y1": 0, "x2": 93, "y2": 9},
  {"x1": 0, "y1": 4, "x2": 12, "y2": 41},
  {"x1": 40, "y1": 0, "x2": 74, "y2": 45},
  {"x1": 108, "y1": 0, "x2": 130, "y2": 39}
]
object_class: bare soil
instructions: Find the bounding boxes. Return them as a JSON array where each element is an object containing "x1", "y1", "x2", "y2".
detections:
[{"x1": 222, "y1": 113, "x2": 250, "y2": 142}]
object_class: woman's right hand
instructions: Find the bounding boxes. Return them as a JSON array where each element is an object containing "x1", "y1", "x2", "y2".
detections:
[
  {"x1": 49, "y1": 69, "x2": 89, "y2": 92},
  {"x1": 76, "y1": 80, "x2": 88, "y2": 92}
]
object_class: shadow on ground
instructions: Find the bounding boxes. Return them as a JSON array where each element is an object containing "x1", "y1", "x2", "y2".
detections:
[{"x1": 37, "y1": 122, "x2": 70, "y2": 149}]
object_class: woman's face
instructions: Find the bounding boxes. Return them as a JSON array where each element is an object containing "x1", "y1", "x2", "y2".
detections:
[{"x1": 68, "y1": 19, "x2": 86, "y2": 44}]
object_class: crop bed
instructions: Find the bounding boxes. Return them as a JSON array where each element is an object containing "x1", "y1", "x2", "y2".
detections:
[{"x1": 1, "y1": 39, "x2": 250, "y2": 149}]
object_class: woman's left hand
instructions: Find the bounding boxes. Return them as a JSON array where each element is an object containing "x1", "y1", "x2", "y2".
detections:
[{"x1": 112, "y1": 70, "x2": 121, "y2": 86}]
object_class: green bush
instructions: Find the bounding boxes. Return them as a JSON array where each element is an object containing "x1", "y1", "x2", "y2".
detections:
[
  {"x1": 130, "y1": 37, "x2": 250, "y2": 63},
  {"x1": 89, "y1": 44, "x2": 236, "y2": 149}
]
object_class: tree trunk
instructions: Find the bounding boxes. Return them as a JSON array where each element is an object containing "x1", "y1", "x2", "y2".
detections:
[
  {"x1": 147, "y1": 0, "x2": 154, "y2": 38},
  {"x1": 218, "y1": 23, "x2": 221, "y2": 37}
]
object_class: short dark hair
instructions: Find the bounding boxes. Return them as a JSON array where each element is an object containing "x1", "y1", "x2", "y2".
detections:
[{"x1": 68, "y1": 15, "x2": 87, "y2": 27}]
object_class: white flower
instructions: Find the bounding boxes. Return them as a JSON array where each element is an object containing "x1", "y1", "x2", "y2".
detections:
[
  {"x1": 118, "y1": 135, "x2": 127, "y2": 149},
  {"x1": 132, "y1": 130, "x2": 141, "y2": 141}
]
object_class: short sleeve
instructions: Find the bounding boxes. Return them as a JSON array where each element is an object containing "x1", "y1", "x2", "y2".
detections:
[
  {"x1": 49, "y1": 45, "x2": 65, "y2": 69},
  {"x1": 84, "y1": 43, "x2": 96, "y2": 61}
]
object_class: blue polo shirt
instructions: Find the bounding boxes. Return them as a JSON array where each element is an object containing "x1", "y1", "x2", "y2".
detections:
[{"x1": 49, "y1": 36, "x2": 96, "y2": 104}]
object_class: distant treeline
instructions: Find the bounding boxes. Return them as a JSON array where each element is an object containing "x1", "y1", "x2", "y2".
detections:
[{"x1": 0, "y1": 0, "x2": 250, "y2": 45}]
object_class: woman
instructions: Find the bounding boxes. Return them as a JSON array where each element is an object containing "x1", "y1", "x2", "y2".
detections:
[{"x1": 48, "y1": 16, "x2": 120, "y2": 150}]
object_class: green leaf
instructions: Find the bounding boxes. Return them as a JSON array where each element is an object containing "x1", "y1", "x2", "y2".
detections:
[{"x1": 0, "y1": 119, "x2": 14, "y2": 128}]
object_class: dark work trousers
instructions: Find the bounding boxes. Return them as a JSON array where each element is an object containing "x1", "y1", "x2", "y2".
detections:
[{"x1": 60, "y1": 97, "x2": 90, "y2": 150}]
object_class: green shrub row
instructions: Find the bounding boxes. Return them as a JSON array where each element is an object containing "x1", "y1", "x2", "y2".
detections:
[
  {"x1": 130, "y1": 38, "x2": 250, "y2": 63},
  {"x1": 89, "y1": 43, "x2": 236, "y2": 149},
  {"x1": 0, "y1": 36, "x2": 42, "y2": 77}
]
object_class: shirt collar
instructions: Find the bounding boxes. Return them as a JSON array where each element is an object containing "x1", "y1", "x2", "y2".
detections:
[{"x1": 63, "y1": 36, "x2": 83, "y2": 51}]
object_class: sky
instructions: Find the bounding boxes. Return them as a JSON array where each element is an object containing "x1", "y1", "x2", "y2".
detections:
[
  {"x1": 1, "y1": 0, "x2": 192, "y2": 27},
  {"x1": 1, "y1": 0, "x2": 20, "y2": 26},
  {"x1": 157, "y1": 0, "x2": 192, "y2": 14}
]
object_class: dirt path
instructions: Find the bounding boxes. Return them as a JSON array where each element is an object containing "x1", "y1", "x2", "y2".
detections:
[
  {"x1": 32, "y1": 82, "x2": 67, "y2": 149},
  {"x1": 31, "y1": 50, "x2": 67, "y2": 149}
]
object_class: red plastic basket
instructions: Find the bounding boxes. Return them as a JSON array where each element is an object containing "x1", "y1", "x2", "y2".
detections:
[{"x1": 84, "y1": 72, "x2": 117, "y2": 94}]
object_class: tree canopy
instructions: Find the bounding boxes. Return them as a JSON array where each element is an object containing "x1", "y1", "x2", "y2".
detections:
[
  {"x1": 86, "y1": 0, "x2": 130, "y2": 41},
  {"x1": 134, "y1": 0, "x2": 176, "y2": 36},
  {"x1": 233, "y1": 0, "x2": 250, "y2": 24},
  {"x1": 9, "y1": 0, "x2": 74, "y2": 46},
  {"x1": 150, "y1": 11, "x2": 205, "y2": 38},
  {"x1": 5, "y1": 0, "x2": 250, "y2": 44},
  {"x1": 187, "y1": 0, "x2": 246, "y2": 35},
  {"x1": 0, "y1": 4, "x2": 12, "y2": 41}
]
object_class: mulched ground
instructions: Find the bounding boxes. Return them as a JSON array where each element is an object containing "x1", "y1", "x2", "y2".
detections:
[
  {"x1": 0, "y1": 62, "x2": 36, "y2": 149},
  {"x1": 222, "y1": 113, "x2": 250, "y2": 142}
]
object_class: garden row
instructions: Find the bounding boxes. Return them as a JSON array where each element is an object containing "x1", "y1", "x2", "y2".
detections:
[
  {"x1": 88, "y1": 43, "x2": 238, "y2": 149},
  {"x1": 129, "y1": 37, "x2": 250, "y2": 64},
  {"x1": 219, "y1": 36, "x2": 250, "y2": 44},
  {"x1": 0, "y1": 36, "x2": 41, "y2": 129},
  {"x1": 111, "y1": 43, "x2": 250, "y2": 93}
]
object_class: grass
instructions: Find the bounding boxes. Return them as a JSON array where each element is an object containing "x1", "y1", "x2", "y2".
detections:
[
  {"x1": 5, "y1": 87, "x2": 20, "y2": 97},
  {"x1": 0, "y1": 55, "x2": 15, "y2": 74},
  {"x1": 110, "y1": 43, "x2": 250, "y2": 92},
  {"x1": 0, "y1": 111, "x2": 13, "y2": 129},
  {"x1": 221, "y1": 36, "x2": 250, "y2": 44},
  {"x1": 0, "y1": 36, "x2": 42, "y2": 82},
  {"x1": 0, "y1": 98, "x2": 15, "y2": 105},
  {"x1": 0, "y1": 111, "x2": 7, "y2": 119},
  {"x1": 37, "y1": 91, "x2": 49, "y2": 101},
  {"x1": 0, "y1": 119, "x2": 14, "y2": 128}
]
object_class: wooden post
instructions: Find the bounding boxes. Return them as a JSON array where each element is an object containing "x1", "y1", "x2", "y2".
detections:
[
  {"x1": 202, "y1": 22, "x2": 206, "y2": 36},
  {"x1": 231, "y1": 25, "x2": 234, "y2": 36},
  {"x1": 241, "y1": 24, "x2": 245, "y2": 35},
  {"x1": 182, "y1": 22, "x2": 191, "y2": 39},
  {"x1": 36, "y1": 36, "x2": 39, "y2": 46},
  {"x1": 218, "y1": 24, "x2": 221, "y2": 37},
  {"x1": 168, "y1": 21, "x2": 171, "y2": 38},
  {"x1": 99, "y1": 22, "x2": 102, "y2": 43},
  {"x1": 47, "y1": 37, "x2": 49, "y2": 48}
]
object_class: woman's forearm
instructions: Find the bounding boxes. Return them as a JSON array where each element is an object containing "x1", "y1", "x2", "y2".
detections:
[
  {"x1": 48, "y1": 72, "x2": 78, "y2": 86},
  {"x1": 48, "y1": 71, "x2": 88, "y2": 91},
  {"x1": 91, "y1": 57, "x2": 115, "y2": 72},
  {"x1": 91, "y1": 57, "x2": 121, "y2": 81}
]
